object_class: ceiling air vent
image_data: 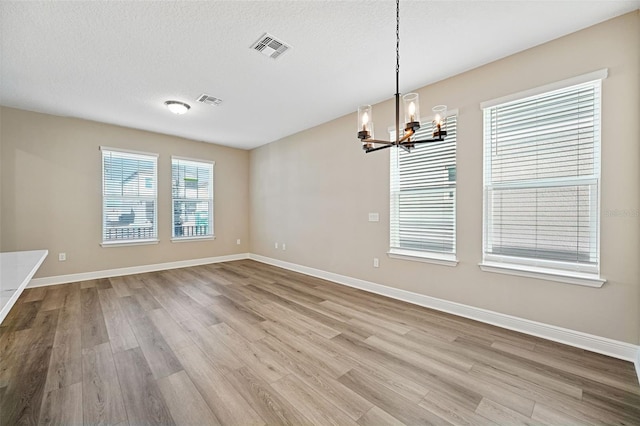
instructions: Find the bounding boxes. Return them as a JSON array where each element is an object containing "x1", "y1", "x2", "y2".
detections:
[
  {"x1": 196, "y1": 94, "x2": 223, "y2": 106},
  {"x1": 251, "y1": 33, "x2": 291, "y2": 59}
]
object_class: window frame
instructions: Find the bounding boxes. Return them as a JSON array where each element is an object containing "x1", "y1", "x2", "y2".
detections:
[
  {"x1": 170, "y1": 156, "x2": 215, "y2": 242},
  {"x1": 100, "y1": 146, "x2": 159, "y2": 247},
  {"x1": 479, "y1": 70, "x2": 607, "y2": 287},
  {"x1": 388, "y1": 110, "x2": 459, "y2": 267}
]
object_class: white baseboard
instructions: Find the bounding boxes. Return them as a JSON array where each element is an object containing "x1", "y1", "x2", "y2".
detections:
[
  {"x1": 249, "y1": 254, "x2": 640, "y2": 363},
  {"x1": 25, "y1": 251, "x2": 639, "y2": 371},
  {"x1": 28, "y1": 253, "x2": 250, "y2": 288}
]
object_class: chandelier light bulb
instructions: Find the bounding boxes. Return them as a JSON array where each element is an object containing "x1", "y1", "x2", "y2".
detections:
[
  {"x1": 408, "y1": 102, "x2": 416, "y2": 122},
  {"x1": 357, "y1": 105, "x2": 374, "y2": 141},
  {"x1": 403, "y1": 93, "x2": 420, "y2": 130},
  {"x1": 362, "y1": 112, "x2": 369, "y2": 129},
  {"x1": 432, "y1": 105, "x2": 448, "y2": 137}
]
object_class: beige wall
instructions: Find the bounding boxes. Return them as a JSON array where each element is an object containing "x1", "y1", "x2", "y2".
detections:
[
  {"x1": 250, "y1": 12, "x2": 640, "y2": 344},
  {"x1": 0, "y1": 107, "x2": 250, "y2": 278}
]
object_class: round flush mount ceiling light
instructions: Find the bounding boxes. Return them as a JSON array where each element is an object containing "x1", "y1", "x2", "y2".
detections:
[{"x1": 164, "y1": 100, "x2": 191, "y2": 115}]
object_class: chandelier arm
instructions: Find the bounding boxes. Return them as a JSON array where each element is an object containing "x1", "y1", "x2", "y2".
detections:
[
  {"x1": 358, "y1": 139, "x2": 394, "y2": 145},
  {"x1": 364, "y1": 144, "x2": 395, "y2": 153},
  {"x1": 400, "y1": 136, "x2": 445, "y2": 146}
]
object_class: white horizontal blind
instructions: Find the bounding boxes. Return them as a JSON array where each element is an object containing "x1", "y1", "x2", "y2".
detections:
[
  {"x1": 102, "y1": 149, "x2": 157, "y2": 243},
  {"x1": 483, "y1": 80, "x2": 601, "y2": 272},
  {"x1": 391, "y1": 116, "x2": 457, "y2": 255},
  {"x1": 172, "y1": 158, "x2": 214, "y2": 238}
]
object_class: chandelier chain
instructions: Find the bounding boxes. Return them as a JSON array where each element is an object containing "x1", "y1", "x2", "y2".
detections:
[
  {"x1": 396, "y1": 0, "x2": 400, "y2": 78},
  {"x1": 395, "y1": 0, "x2": 400, "y2": 145}
]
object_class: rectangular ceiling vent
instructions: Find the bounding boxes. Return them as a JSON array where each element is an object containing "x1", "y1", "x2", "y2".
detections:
[
  {"x1": 251, "y1": 33, "x2": 291, "y2": 60},
  {"x1": 196, "y1": 94, "x2": 223, "y2": 106}
]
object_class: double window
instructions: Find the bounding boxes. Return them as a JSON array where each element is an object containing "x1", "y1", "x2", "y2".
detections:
[
  {"x1": 101, "y1": 149, "x2": 214, "y2": 245},
  {"x1": 101, "y1": 147, "x2": 158, "y2": 244},
  {"x1": 481, "y1": 71, "x2": 605, "y2": 284},
  {"x1": 390, "y1": 115, "x2": 457, "y2": 264}
]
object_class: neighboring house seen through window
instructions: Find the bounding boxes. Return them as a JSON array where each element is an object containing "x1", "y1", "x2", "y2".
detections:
[
  {"x1": 101, "y1": 147, "x2": 158, "y2": 244},
  {"x1": 172, "y1": 157, "x2": 214, "y2": 239}
]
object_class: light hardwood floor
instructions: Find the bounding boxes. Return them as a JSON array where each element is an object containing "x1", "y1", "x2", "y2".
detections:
[{"x1": 0, "y1": 260, "x2": 638, "y2": 425}]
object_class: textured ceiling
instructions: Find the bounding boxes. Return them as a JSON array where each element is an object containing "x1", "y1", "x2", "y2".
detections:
[{"x1": 1, "y1": 1, "x2": 638, "y2": 150}]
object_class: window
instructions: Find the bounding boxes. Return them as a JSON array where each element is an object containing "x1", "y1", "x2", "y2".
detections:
[
  {"x1": 101, "y1": 147, "x2": 158, "y2": 245},
  {"x1": 390, "y1": 115, "x2": 457, "y2": 264},
  {"x1": 171, "y1": 157, "x2": 214, "y2": 239},
  {"x1": 481, "y1": 71, "x2": 606, "y2": 284}
]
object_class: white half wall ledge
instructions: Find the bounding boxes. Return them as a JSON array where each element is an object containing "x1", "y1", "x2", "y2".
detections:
[
  {"x1": 1, "y1": 250, "x2": 48, "y2": 324},
  {"x1": 636, "y1": 350, "x2": 640, "y2": 385},
  {"x1": 249, "y1": 254, "x2": 640, "y2": 364},
  {"x1": 27, "y1": 253, "x2": 250, "y2": 288}
]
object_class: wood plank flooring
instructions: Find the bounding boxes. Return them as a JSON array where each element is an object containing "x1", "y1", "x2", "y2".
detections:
[{"x1": 0, "y1": 259, "x2": 638, "y2": 425}]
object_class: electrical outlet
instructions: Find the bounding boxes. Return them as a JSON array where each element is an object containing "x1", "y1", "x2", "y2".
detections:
[
  {"x1": 275, "y1": 242, "x2": 278, "y2": 249},
  {"x1": 373, "y1": 257, "x2": 379, "y2": 268},
  {"x1": 58, "y1": 253, "x2": 66, "y2": 262},
  {"x1": 282, "y1": 243, "x2": 286, "y2": 250},
  {"x1": 236, "y1": 239, "x2": 241, "y2": 245}
]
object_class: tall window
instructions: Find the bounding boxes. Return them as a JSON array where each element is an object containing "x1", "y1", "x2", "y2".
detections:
[
  {"x1": 482, "y1": 72, "x2": 605, "y2": 281},
  {"x1": 172, "y1": 157, "x2": 214, "y2": 239},
  {"x1": 390, "y1": 115, "x2": 457, "y2": 263},
  {"x1": 101, "y1": 147, "x2": 158, "y2": 244}
]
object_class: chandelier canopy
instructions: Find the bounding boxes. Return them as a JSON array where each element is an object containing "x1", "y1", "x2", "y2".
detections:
[{"x1": 357, "y1": 0, "x2": 447, "y2": 153}]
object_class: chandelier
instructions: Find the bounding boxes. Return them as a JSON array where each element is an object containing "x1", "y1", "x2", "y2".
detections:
[{"x1": 357, "y1": 0, "x2": 447, "y2": 153}]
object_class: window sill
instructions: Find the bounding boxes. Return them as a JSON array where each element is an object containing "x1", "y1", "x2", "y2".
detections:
[
  {"x1": 478, "y1": 261, "x2": 606, "y2": 288},
  {"x1": 171, "y1": 236, "x2": 216, "y2": 243},
  {"x1": 387, "y1": 249, "x2": 458, "y2": 267},
  {"x1": 101, "y1": 239, "x2": 159, "y2": 248}
]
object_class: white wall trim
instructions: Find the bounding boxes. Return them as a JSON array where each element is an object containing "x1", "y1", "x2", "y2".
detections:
[
  {"x1": 480, "y1": 68, "x2": 608, "y2": 109},
  {"x1": 249, "y1": 254, "x2": 639, "y2": 363},
  {"x1": 387, "y1": 249, "x2": 459, "y2": 267},
  {"x1": 479, "y1": 262, "x2": 605, "y2": 288},
  {"x1": 27, "y1": 253, "x2": 249, "y2": 288},
  {"x1": 635, "y1": 350, "x2": 640, "y2": 385}
]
